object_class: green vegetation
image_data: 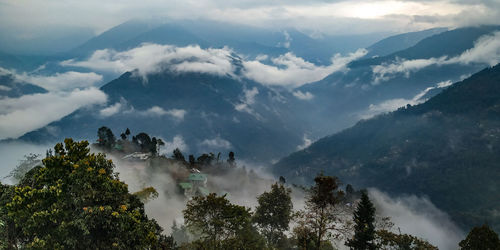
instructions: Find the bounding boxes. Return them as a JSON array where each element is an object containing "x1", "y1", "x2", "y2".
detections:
[
  {"x1": 253, "y1": 183, "x2": 293, "y2": 248},
  {"x1": 459, "y1": 224, "x2": 500, "y2": 250},
  {"x1": 0, "y1": 139, "x2": 170, "y2": 249},
  {"x1": 2, "y1": 137, "x2": 496, "y2": 249},
  {"x1": 275, "y1": 64, "x2": 500, "y2": 232},
  {"x1": 346, "y1": 191, "x2": 376, "y2": 250}
]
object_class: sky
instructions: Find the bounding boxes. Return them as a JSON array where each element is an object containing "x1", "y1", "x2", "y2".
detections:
[{"x1": 0, "y1": 0, "x2": 499, "y2": 39}]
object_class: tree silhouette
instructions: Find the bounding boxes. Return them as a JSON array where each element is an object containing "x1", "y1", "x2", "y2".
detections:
[{"x1": 346, "y1": 191, "x2": 376, "y2": 250}]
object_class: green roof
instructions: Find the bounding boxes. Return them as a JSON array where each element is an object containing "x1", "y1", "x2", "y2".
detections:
[
  {"x1": 198, "y1": 187, "x2": 210, "y2": 196},
  {"x1": 179, "y1": 182, "x2": 192, "y2": 190},
  {"x1": 188, "y1": 173, "x2": 207, "y2": 181}
]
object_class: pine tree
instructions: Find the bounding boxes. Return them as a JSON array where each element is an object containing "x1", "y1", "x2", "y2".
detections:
[{"x1": 346, "y1": 191, "x2": 376, "y2": 250}]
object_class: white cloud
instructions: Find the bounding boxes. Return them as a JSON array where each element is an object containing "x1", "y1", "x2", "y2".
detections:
[
  {"x1": 61, "y1": 43, "x2": 366, "y2": 88},
  {"x1": 0, "y1": 85, "x2": 12, "y2": 91},
  {"x1": 159, "y1": 135, "x2": 188, "y2": 156},
  {"x1": 99, "y1": 102, "x2": 187, "y2": 121},
  {"x1": 143, "y1": 106, "x2": 187, "y2": 120},
  {"x1": 369, "y1": 189, "x2": 464, "y2": 250},
  {"x1": 292, "y1": 90, "x2": 314, "y2": 100},
  {"x1": 450, "y1": 31, "x2": 500, "y2": 66},
  {"x1": 199, "y1": 137, "x2": 232, "y2": 150},
  {"x1": 0, "y1": 87, "x2": 107, "y2": 139},
  {"x1": 16, "y1": 71, "x2": 103, "y2": 91},
  {"x1": 360, "y1": 80, "x2": 452, "y2": 119},
  {"x1": 372, "y1": 31, "x2": 500, "y2": 83},
  {"x1": 234, "y1": 87, "x2": 263, "y2": 120},
  {"x1": 242, "y1": 49, "x2": 367, "y2": 88},
  {"x1": 61, "y1": 44, "x2": 235, "y2": 79},
  {"x1": 0, "y1": 67, "x2": 103, "y2": 91},
  {"x1": 99, "y1": 102, "x2": 122, "y2": 117},
  {"x1": 297, "y1": 134, "x2": 312, "y2": 150}
]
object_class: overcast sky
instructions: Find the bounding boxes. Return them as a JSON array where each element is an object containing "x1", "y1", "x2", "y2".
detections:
[{"x1": 1, "y1": 0, "x2": 499, "y2": 38}]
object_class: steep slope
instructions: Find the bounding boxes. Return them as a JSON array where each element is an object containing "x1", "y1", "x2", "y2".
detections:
[
  {"x1": 297, "y1": 25, "x2": 500, "y2": 138},
  {"x1": 363, "y1": 27, "x2": 447, "y2": 58},
  {"x1": 70, "y1": 20, "x2": 159, "y2": 56},
  {"x1": 275, "y1": 64, "x2": 500, "y2": 231},
  {"x1": 20, "y1": 67, "x2": 307, "y2": 163},
  {"x1": 0, "y1": 71, "x2": 47, "y2": 97}
]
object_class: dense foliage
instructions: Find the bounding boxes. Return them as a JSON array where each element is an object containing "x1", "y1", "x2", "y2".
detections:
[
  {"x1": 0, "y1": 139, "x2": 169, "y2": 249},
  {"x1": 183, "y1": 193, "x2": 265, "y2": 249},
  {"x1": 459, "y1": 224, "x2": 500, "y2": 250},
  {"x1": 253, "y1": 183, "x2": 293, "y2": 248}
]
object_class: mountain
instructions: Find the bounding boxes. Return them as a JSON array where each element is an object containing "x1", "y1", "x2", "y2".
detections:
[
  {"x1": 20, "y1": 61, "x2": 308, "y2": 163},
  {"x1": 274, "y1": 64, "x2": 500, "y2": 232},
  {"x1": 297, "y1": 25, "x2": 500, "y2": 138},
  {"x1": 70, "y1": 20, "x2": 160, "y2": 56},
  {"x1": 0, "y1": 70, "x2": 47, "y2": 98},
  {"x1": 363, "y1": 27, "x2": 447, "y2": 59}
]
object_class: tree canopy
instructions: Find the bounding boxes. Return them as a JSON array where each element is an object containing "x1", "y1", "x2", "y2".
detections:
[{"x1": 0, "y1": 139, "x2": 168, "y2": 249}]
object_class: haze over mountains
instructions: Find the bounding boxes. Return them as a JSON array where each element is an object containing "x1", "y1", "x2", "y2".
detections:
[
  {"x1": 2, "y1": 0, "x2": 500, "y2": 248},
  {"x1": 2, "y1": 23, "x2": 498, "y2": 162},
  {"x1": 1, "y1": 16, "x2": 500, "y2": 243}
]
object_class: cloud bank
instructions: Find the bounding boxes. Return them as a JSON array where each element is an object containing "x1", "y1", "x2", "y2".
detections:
[
  {"x1": 61, "y1": 44, "x2": 235, "y2": 79},
  {"x1": 369, "y1": 189, "x2": 464, "y2": 250},
  {"x1": 372, "y1": 31, "x2": 500, "y2": 83},
  {"x1": 0, "y1": 88, "x2": 107, "y2": 139},
  {"x1": 242, "y1": 49, "x2": 367, "y2": 88},
  {"x1": 99, "y1": 100, "x2": 187, "y2": 121},
  {"x1": 2, "y1": 0, "x2": 499, "y2": 37},
  {"x1": 0, "y1": 67, "x2": 103, "y2": 92},
  {"x1": 360, "y1": 80, "x2": 452, "y2": 119},
  {"x1": 62, "y1": 43, "x2": 366, "y2": 88}
]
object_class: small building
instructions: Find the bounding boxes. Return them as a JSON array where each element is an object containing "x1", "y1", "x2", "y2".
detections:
[
  {"x1": 179, "y1": 182, "x2": 193, "y2": 197},
  {"x1": 188, "y1": 173, "x2": 207, "y2": 186}
]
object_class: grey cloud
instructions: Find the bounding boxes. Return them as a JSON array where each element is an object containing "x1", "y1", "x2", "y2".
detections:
[{"x1": 3, "y1": 0, "x2": 498, "y2": 41}]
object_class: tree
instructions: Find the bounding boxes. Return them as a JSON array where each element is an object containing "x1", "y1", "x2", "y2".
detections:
[
  {"x1": 151, "y1": 137, "x2": 158, "y2": 155},
  {"x1": 157, "y1": 139, "x2": 165, "y2": 155},
  {"x1": 173, "y1": 148, "x2": 186, "y2": 162},
  {"x1": 2, "y1": 139, "x2": 167, "y2": 249},
  {"x1": 97, "y1": 126, "x2": 116, "y2": 149},
  {"x1": 188, "y1": 155, "x2": 195, "y2": 166},
  {"x1": 346, "y1": 191, "x2": 376, "y2": 250},
  {"x1": 459, "y1": 224, "x2": 500, "y2": 250},
  {"x1": 135, "y1": 132, "x2": 153, "y2": 153},
  {"x1": 253, "y1": 183, "x2": 293, "y2": 247},
  {"x1": 227, "y1": 151, "x2": 236, "y2": 167},
  {"x1": 183, "y1": 193, "x2": 264, "y2": 249},
  {"x1": 296, "y1": 174, "x2": 345, "y2": 249},
  {"x1": 375, "y1": 230, "x2": 437, "y2": 249}
]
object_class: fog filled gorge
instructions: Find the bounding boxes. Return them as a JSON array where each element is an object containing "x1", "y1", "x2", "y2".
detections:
[{"x1": 2, "y1": 0, "x2": 500, "y2": 249}]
